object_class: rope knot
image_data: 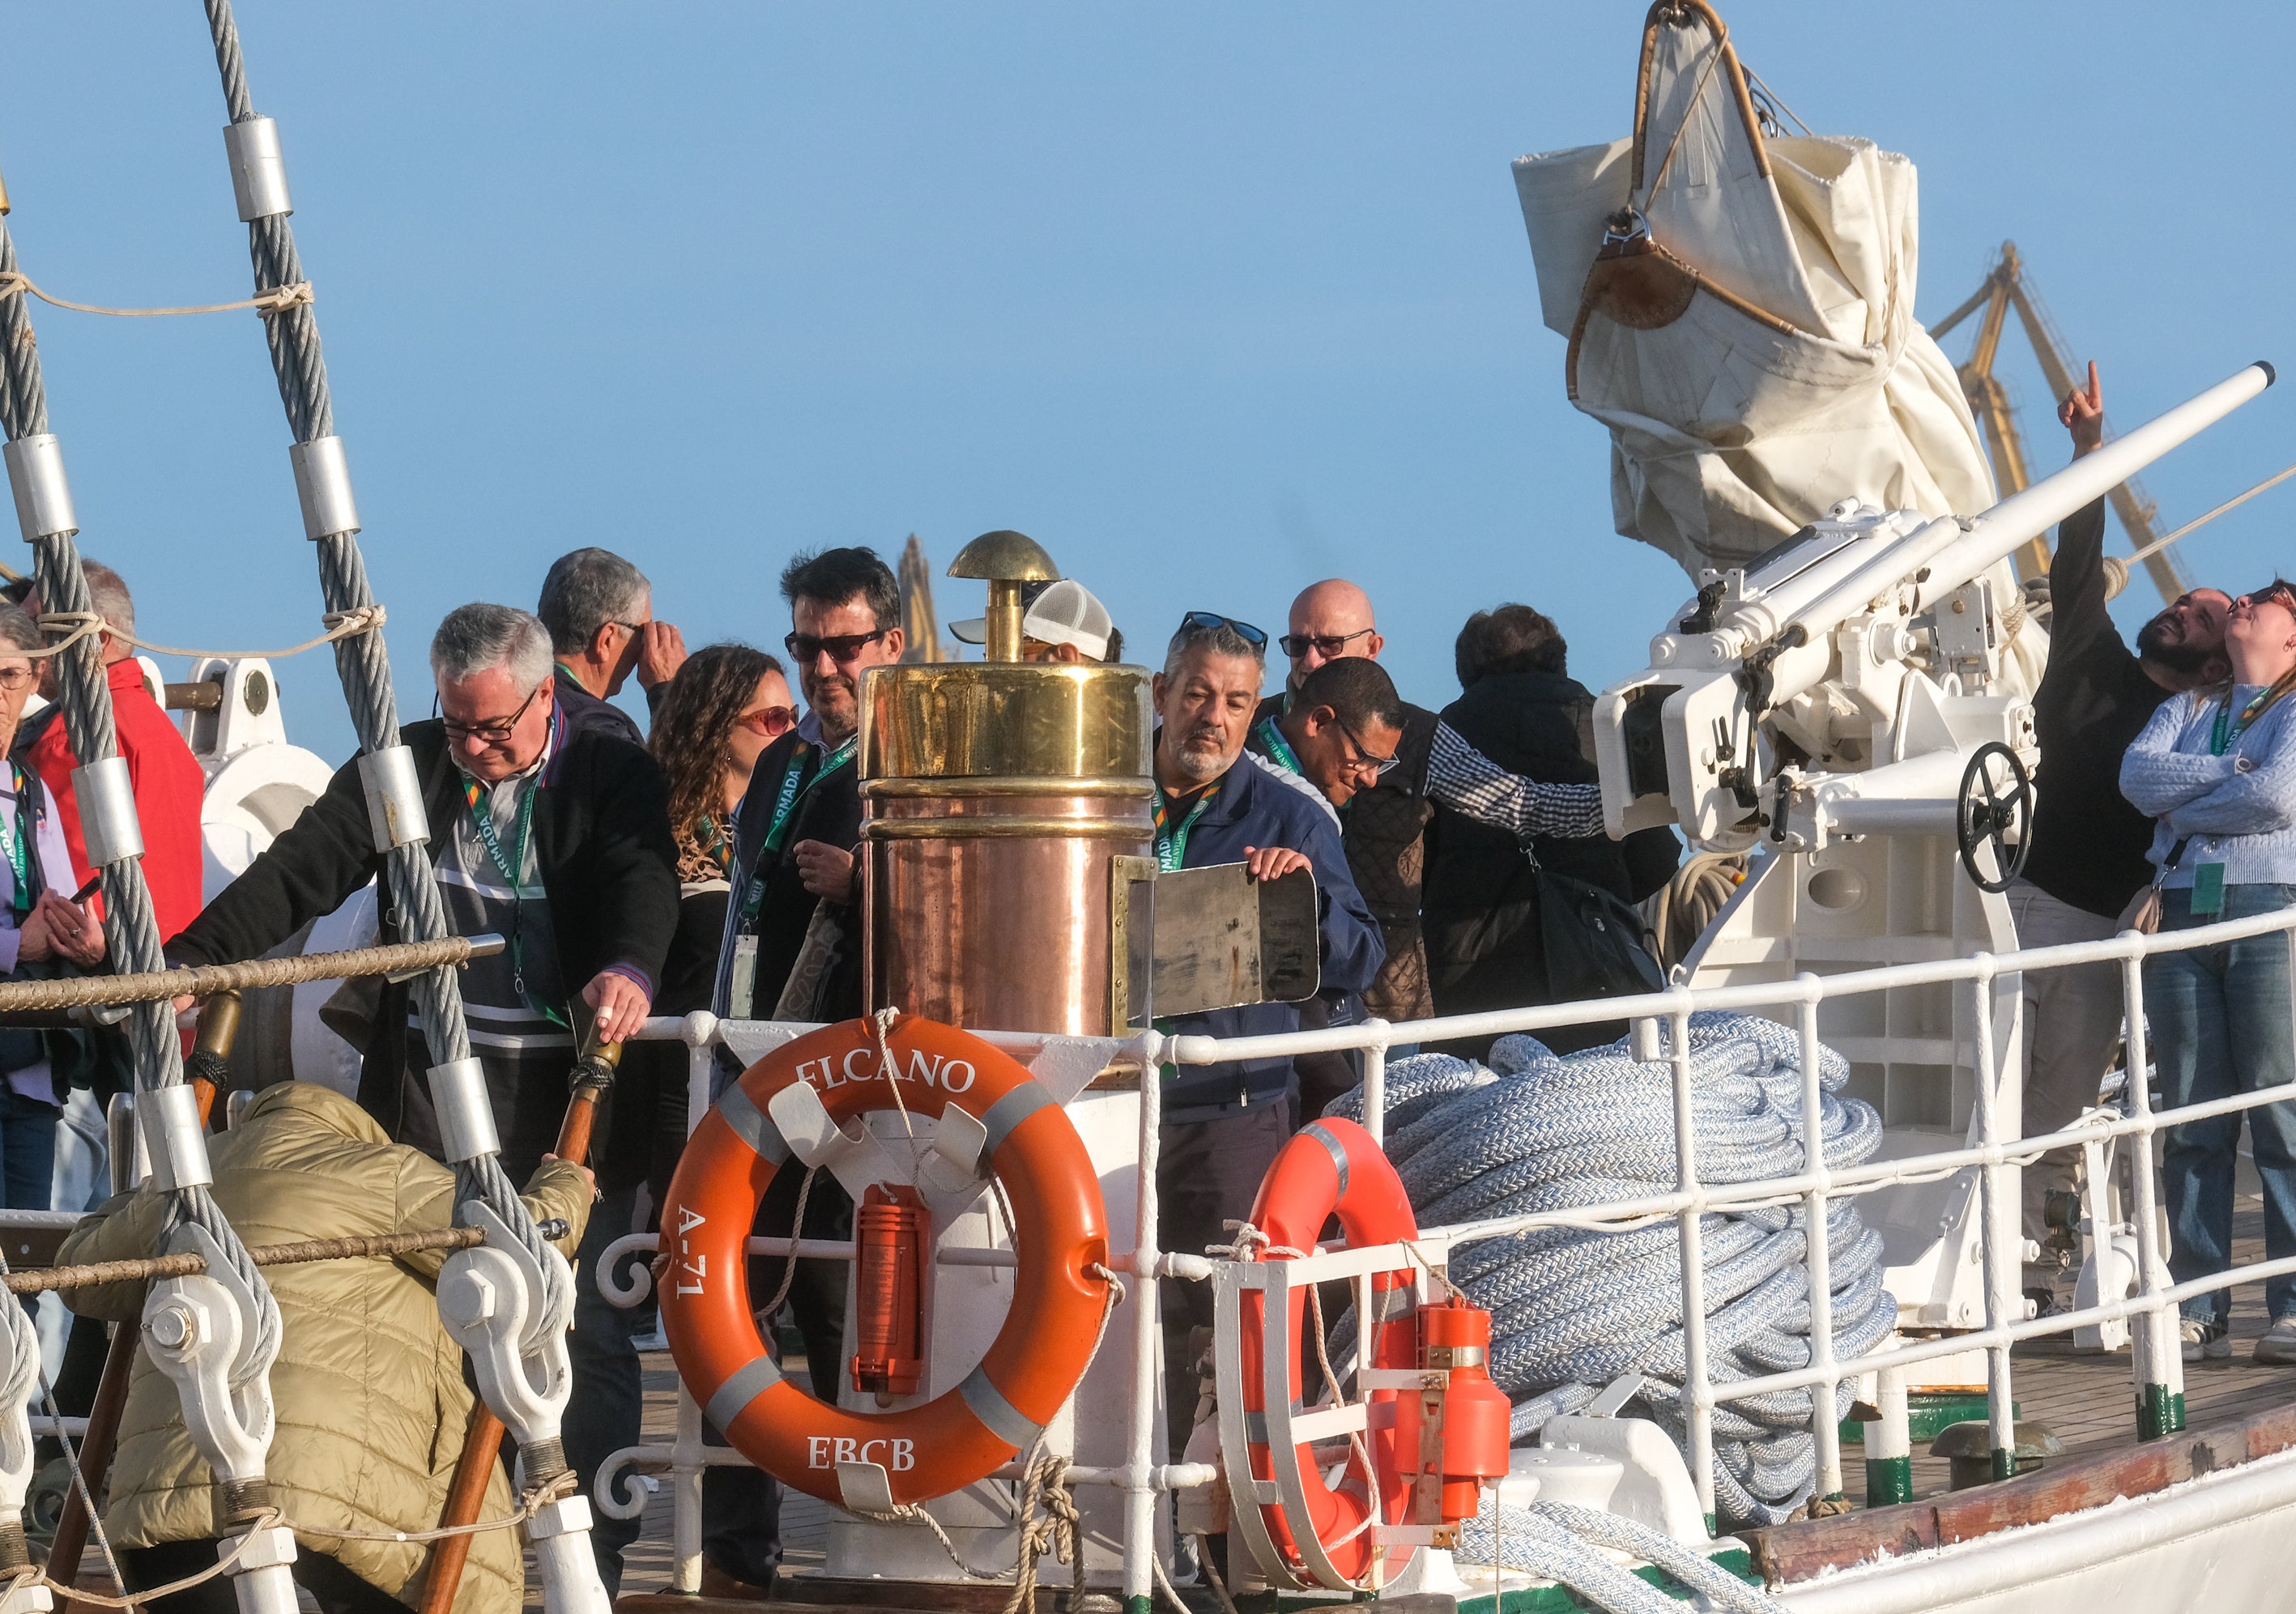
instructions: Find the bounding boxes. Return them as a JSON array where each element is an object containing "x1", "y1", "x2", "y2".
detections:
[
  {"x1": 251, "y1": 280, "x2": 315, "y2": 316},
  {"x1": 321, "y1": 603, "x2": 385, "y2": 636}
]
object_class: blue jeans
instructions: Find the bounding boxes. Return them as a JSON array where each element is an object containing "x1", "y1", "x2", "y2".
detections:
[
  {"x1": 0, "y1": 1088, "x2": 58, "y2": 1212},
  {"x1": 38, "y1": 1090, "x2": 108, "y2": 1379},
  {"x1": 2145, "y1": 884, "x2": 2296, "y2": 1326}
]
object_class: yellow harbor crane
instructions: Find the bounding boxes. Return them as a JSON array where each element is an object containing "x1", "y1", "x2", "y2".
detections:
[{"x1": 1930, "y1": 241, "x2": 2189, "y2": 603}]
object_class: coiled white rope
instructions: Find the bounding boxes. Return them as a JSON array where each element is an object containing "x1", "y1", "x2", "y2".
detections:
[{"x1": 1325, "y1": 1011, "x2": 1893, "y2": 1528}]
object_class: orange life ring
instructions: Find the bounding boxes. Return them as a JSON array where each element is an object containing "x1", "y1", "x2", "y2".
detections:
[
  {"x1": 660, "y1": 1015, "x2": 1111, "y2": 1507},
  {"x1": 1237, "y1": 1116, "x2": 1421, "y2": 1586}
]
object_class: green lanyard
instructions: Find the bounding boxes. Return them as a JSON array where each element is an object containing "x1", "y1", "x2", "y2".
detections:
[
  {"x1": 0, "y1": 767, "x2": 30, "y2": 919},
  {"x1": 462, "y1": 773, "x2": 568, "y2": 1028},
  {"x1": 739, "y1": 735, "x2": 858, "y2": 924},
  {"x1": 2212, "y1": 688, "x2": 2275, "y2": 756},
  {"x1": 1152, "y1": 787, "x2": 1215, "y2": 872},
  {"x1": 1254, "y1": 714, "x2": 1303, "y2": 778}
]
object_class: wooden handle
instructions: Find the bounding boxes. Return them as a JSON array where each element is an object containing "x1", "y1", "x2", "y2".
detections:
[
  {"x1": 420, "y1": 1067, "x2": 608, "y2": 1613},
  {"x1": 417, "y1": 1404, "x2": 504, "y2": 1614}
]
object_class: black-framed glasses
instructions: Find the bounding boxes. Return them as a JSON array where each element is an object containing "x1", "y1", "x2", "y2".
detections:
[
  {"x1": 1278, "y1": 627, "x2": 1375, "y2": 659},
  {"x1": 1178, "y1": 611, "x2": 1267, "y2": 649},
  {"x1": 1334, "y1": 713, "x2": 1399, "y2": 779},
  {"x1": 786, "y1": 628, "x2": 889, "y2": 665},
  {"x1": 436, "y1": 684, "x2": 543, "y2": 747},
  {"x1": 2252, "y1": 582, "x2": 2296, "y2": 615}
]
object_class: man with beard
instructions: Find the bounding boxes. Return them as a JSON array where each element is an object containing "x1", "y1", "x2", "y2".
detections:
[
  {"x1": 700, "y1": 546, "x2": 902, "y2": 1598},
  {"x1": 1151, "y1": 613, "x2": 1382, "y2": 1451},
  {"x1": 2015, "y1": 363, "x2": 2232, "y2": 1304}
]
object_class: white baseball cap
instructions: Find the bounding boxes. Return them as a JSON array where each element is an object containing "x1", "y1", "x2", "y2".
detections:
[{"x1": 949, "y1": 577, "x2": 1114, "y2": 661}]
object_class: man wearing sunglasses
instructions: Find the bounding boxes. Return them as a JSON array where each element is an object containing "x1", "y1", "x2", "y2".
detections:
[
  {"x1": 2014, "y1": 363, "x2": 2237, "y2": 1310},
  {"x1": 537, "y1": 547, "x2": 688, "y2": 746},
  {"x1": 1251, "y1": 579, "x2": 1610, "y2": 1025},
  {"x1": 1149, "y1": 611, "x2": 1382, "y2": 1455},
  {"x1": 165, "y1": 603, "x2": 681, "y2": 1590},
  {"x1": 698, "y1": 546, "x2": 903, "y2": 1599}
]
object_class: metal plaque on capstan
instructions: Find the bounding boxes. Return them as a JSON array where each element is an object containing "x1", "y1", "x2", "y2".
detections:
[{"x1": 1109, "y1": 859, "x2": 1321, "y2": 1029}]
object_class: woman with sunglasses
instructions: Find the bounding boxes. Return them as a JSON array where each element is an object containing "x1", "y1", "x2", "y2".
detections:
[
  {"x1": 2123, "y1": 577, "x2": 2296, "y2": 1365},
  {"x1": 631, "y1": 645, "x2": 794, "y2": 1186}
]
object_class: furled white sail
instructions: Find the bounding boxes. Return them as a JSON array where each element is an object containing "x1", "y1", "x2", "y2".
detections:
[{"x1": 1514, "y1": 2, "x2": 1997, "y2": 584}]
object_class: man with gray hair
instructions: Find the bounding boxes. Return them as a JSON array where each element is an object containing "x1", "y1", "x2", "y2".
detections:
[
  {"x1": 1145, "y1": 610, "x2": 1382, "y2": 1454},
  {"x1": 19, "y1": 560, "x2": 206, "y2": 941},
  {"x1": 537, "y1": 547, "x2": 688, "y2": 744}
]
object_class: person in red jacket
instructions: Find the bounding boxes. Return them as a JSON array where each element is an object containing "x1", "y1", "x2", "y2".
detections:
[{"x1": 18, "y1": 563, "x2": 207, "y2": 942}]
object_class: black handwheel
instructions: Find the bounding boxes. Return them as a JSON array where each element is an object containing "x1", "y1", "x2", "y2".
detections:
[{"x1": 1957, "y1": 742, "x2": 2034, "y2": 894}]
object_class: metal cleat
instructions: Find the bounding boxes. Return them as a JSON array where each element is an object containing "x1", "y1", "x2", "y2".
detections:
[
  {"x1": 437, "y1": 1199, "x2": 607, "y2": 1614},
  {"x1": 142, "y1": 1224, "x2": 296, "y2": 1614}
]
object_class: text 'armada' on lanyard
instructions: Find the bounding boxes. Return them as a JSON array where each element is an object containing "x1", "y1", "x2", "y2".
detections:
[
  {"x1": 463, "y1": 773, "x2": 568, "y2": 1029},
  {"x1": 1153, "y1": 787, "x2": 1215, "y2": 873},
  {"x1": 0, "y1": 765, "x2": 31, "y2": 918},
  {"x1": 739, "y1": 735, "x2": 859, "y2": 925}
]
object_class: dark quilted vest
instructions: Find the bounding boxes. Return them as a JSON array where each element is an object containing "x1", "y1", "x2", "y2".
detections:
[{"x1": 1343, "y1": 703, "x2": 1441, "y2": 1022}]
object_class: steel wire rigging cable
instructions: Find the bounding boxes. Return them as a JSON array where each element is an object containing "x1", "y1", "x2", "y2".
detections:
[
  {"x1": 0, "y1": 219, "x2": 283, "y2": 1375},
  {"x1": 196, "y1": 0, "x2": 566, "y2": 1327},
  {"x1": 1325, "y1": 1011, "x2": 1894, "y2": 1527}
]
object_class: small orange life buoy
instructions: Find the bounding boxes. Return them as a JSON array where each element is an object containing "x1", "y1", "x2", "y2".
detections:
[
  {"x1": 660, "y1": 1015, "x2": 1111, "y2": 1508},
  {"x1": 1234, "y1": 1116, "x2": 1421, "y2": 1586}
]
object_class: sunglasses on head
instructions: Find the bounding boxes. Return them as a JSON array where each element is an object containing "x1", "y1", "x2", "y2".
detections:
[
  {"x1": 736, "y1": 705, "x2": 798, "y2": 739},
  {"x1": 785, "y1": 628, "x2": 888, "y2": 665},
  {"x1": 1279, "y1": 626, "x2": 1375, "y2": 659},
  {"x1": 1178, "y1": 611, "x2": 1267, "y2": 649}
]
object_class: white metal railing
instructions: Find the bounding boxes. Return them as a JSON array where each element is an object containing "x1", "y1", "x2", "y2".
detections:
[
  {"x1": 597, "y1": 899, "x2": 2296, "y2": 1591},
  {"x1": 1165, "y1": 901, "x2": 2296, "y2": 1516}
]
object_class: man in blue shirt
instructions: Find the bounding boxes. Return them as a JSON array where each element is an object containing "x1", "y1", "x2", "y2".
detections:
[{"x1": 1149, "y1": 611, "x2": 1382, "y2": 1451}]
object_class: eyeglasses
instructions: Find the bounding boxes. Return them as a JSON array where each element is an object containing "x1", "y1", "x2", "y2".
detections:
[
  {"x1": 436, "y1": 684, "x2": 543, "y2": 747},
  {"x1": 736, "y1": 705, "x2": 798, "y2": 739},
  {"x1": 1278, "y1": 627, "x2": 1376, "y2": 659},
  {"x1": 1334, "y1": 713, "x2": 1400, "y2": 779},
  {"x1": 1178, "y1": 611, "x2": 1267, "y2": 649},
  {"x1": 785, "y1": 628, "x2": 889, "y2": 666},
  {"x1": 0, "y1": 667, "x2": 32, "y2": 692},
  {"x1": 2253, "y1": 583, "x2": 2296, "y2": 614}
]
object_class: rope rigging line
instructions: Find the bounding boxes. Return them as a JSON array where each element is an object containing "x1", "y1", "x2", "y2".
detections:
[
  {"x1": 0, "y1": 203, "x2": 286, "y2": 1392},
  {"x1": 1323, "y1": 1011, "x2": 1895, "y2": 1529},
  {"x1": 0, "y1": 268, "x2": 313, "y2": 320},
  {"x1": 21, "y1": 602, "x2": 384, "y2": 663},
  {"x1": 197, "y1": 0, "x2": 567, "y2": 1335},
  {"x1": 0, "y1": 930, "x2": 501, "y2": 1016}
]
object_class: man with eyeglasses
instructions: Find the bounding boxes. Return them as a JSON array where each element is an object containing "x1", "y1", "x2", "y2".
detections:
[
  {"x1": 698, "y1": 546, "x2": 903, "y2": 1599},
  {"x1": 1253, "y1": 579, "x2": 1608, "y2": 1025},
  {"x1": 1150, "y1": 611, "x2": 1382, "y2": 1457},
  {"x1": 166, "y1": 602, "x2": 680, "y2": 1594},
  {"x1": 537, "y1": 547, "x2": 688, "y2": 746},
  {"x1": 2014, "y1": 364, "x2": 2237, "y2": 1315}
]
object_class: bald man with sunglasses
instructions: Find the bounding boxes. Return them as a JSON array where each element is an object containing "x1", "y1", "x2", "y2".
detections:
[{"x1": 1252, "y1": 579, "x2": 1609, "y2": 1024}]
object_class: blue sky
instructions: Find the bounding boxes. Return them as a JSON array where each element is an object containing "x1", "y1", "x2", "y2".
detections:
[{"x1": 1, "y1": 4, "x2": 2288, "y2": 758}]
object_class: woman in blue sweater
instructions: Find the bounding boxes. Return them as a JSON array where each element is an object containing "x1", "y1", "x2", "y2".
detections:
[{"x1": 2122, "y1": 578, "x2": 2296, "y2": 1364}]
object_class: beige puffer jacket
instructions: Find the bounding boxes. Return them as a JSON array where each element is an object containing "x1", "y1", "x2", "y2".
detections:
[{"x1": 59, "y1": 1082, "x2": 591, "y2": 1614}]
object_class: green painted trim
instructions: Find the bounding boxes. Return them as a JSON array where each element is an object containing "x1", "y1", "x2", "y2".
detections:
[
  {"x1": 1840, "y1": 1392, "x2": 2021, "y2": 1447},
  {"x1": 1125, "y1": 1597, "x2": 1152, "y2": 1614},
  {"x1": 1457, "y1": 1548, "x2": 1761, "y2": 1612},
  {"x1": 2137, "y1": 1383, "x2": 2186, "y2": 1441},
  {"x1": 1991, "y1": 1446, "x2": 2017, "y2": 1482},
  {"x1": 1865, "y1": 1454, "x2": 1915, "y2": 1506}
]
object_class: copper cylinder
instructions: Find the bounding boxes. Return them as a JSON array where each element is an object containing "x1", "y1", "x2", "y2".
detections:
[{"x1": 859, "y1": 662, "x2": 1152, "y2": 1035}]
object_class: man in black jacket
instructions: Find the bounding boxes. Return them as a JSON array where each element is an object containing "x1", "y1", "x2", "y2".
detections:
[
  {"x1": 2014, "y1": 364, "x2": 2231, "y2": 1305},
  {"x1": 698, "y1": 546, "x2": 903, "y2": 1598},
  {"x1": 1422, "y1": 604, "x2": 1679, "y2": 1058},
  {"x1": 167, "y1": 602, "x2": 679, "y2": 1592},
  {"x1": 537, "y1": 546, "x2": 688, "y2": 746}
]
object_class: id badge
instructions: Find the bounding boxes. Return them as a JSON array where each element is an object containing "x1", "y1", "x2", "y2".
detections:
[
  {"x1": 729, "y1": 934, "x2": 759, "y2": 1019},
  {"x1": 2192, "y1": 862, "x2": 2227, "y2": 918}
]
